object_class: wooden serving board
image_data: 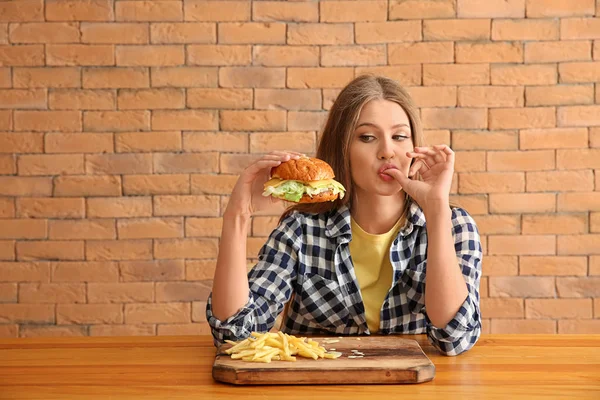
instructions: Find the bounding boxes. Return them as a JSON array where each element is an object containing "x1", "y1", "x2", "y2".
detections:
[{"x1": 212, "y1": 336, "x2": 435, "y2": 385}]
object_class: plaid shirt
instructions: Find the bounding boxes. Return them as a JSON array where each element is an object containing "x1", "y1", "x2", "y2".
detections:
[{"x1": 206, "y1": 199, "x2": 482, "y2": 356}]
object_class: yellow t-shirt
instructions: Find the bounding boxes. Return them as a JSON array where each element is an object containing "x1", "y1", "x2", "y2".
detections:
[{"x1": 349, "y1": 216, "x2": 404, "y2": 333}]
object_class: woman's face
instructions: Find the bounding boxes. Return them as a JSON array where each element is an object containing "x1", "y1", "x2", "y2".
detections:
[{"x1": 349, "y1": 98, "x2": 414, "y2": 199}]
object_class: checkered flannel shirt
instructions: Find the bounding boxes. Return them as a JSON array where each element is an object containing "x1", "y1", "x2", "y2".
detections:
[{"x1": 206, "y1": 199, "x2": 482, "y2": 356}]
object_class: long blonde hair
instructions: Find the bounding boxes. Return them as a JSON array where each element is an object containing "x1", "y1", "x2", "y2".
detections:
[{"x1": 280, "y1": 74, "x2": 425, "y2": 221}]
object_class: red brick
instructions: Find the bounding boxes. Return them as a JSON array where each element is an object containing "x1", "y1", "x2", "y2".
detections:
[
  {"x1": 9, "y1": 22, "x2": 79, "y2": 44},
  {"x1": 153, "y1": 152, "x2": 218, "y2": 174},
  {"x1": 20, "y1": 283, "x2": 86, "y2": 303},
  {"x1": 0, "y1": 154, "x2": 15, "y2": 175},
  {"x1": 525, "y1": 41, "x2": 592, "y2": 63},
  {"x1": 118, "y1": 217, "x2": 183, "y2": 239},
  {"x1": 219, "y1": 67, "x2": 284, "y2": 88},
  {"x1": 13, "y1": 67, "x2": 81, "y2": 88},
  {"x1": 83, "y1": 67, "x2": 149, "y2": 89},
  {"x1": 87, "y1": 197, "x2": 152, "y2": 218},
  {"x1": 115, "y1": 1, "x2": 182, "y2": 22},
  {"x1": 250, "y1": 132, "x2": 316, "y2": 154},
  {"x1": 219, "y1": 22, "x2": 285, "y2": 44},
  {"x1": 527, "y1": 171, "x2": 594, "y2": 192},
  {"x1": 458, "y1": 0, "x2": 525, "y2": 17},
  {"x1": 561, "y1": 18, "x2": 600, "y2": 39},
  {"x1": 46, "y1": 0, "x2": 114, "y2": 22},
  {"x1": 488, "y1": 235, "x2": 555, "y2": 255},
  {"x1": 154, "y1": 238, "x2": 218, "y2": 259},
  {"x1": 255, "y1": 89, "x2": 321, "y2": 111},
  {"x1": 288, "y1": 24, "x2": 353, "y2": 45},
  {"x1": 526, "y1": 0, "x2": 595, "y2": 17},
  {"x1": 151, "y1": 22, "x2": 214, "y2": 44},
  {"x1": 421, "y1": 108, "x2": 487, "y2": 129},
  {"x1": 320, "y1": 0, "x2": 386, "y2": 22},
  {"x1": 152, "y1": 66, "x2": 218, "y2": 88},
  {"x1": 17, "y1": 240, "x2": 84, "y2": 261},
  {"x1": 18, "y1": 154, "x2": 84, "y2": 176},
  {"x1": 187, "y1": 88, "x2": 252, "y2": 109},
  {"x1": 17, "y1": 197, "x2": 84, "y2": 218},
  {"x1": 82, "y1": 22, "x2": 149, "y2": 44},
  {"x1": 481, "y1": 255, "x2": 518, "y2": 276},
  {"x1": 0, "y1": 304, "x2": 54, "y2": 324},
  {"x1": 0, "y1": 177, "x2": 51, "y2": 196},
  {"x1": 475, "y1": 215, "x2": 520, "y2": 235},
  {"x1": 47, "y1": 44, "x2": 114, "y2": 66},
  {"x1": 0, "y1": 68, "x2": 9, "y2": 87},
  {"x1": 220, "y1": 110, "x2": 286, "y2": 131},
  {"x1": 521, "y1": 128, "x2": 588, "y2": 150},
  {"x1": 526, "y1": 299, "x2": 592, "y2": 319},
  {"x1": 322, "y1": 45, "x2": 386, "y2": 67},
  {"x1": 156, "y1": 281, "x2": 211, "y2": 302},
  {"x1": 558, "y1": 148, "x2": 600, "y2": 170},
  {"x1": 86, "y1": 154, "x2": 152, "y2": 175},
  {"x1": 558, "y1": 192, "x2": 600, "y2": 211},
  {"x1": 389, "y1": 0, "x2": 456, "y2": 19},
  {"x1": 487, "y1": 150, "x2": 554, "y2": 171},
  {"x1": 152, "y1": 110, "x2": 217, "y2": 130},
  {"x1": 14, "y1": 110, "x2": 82, "y2": 132},
  {"x1": 489, "y1": 277, "x2": 555, "y2": 298},
  {"x1": 520, "y1": 256, "x2": 588, "y2": 276},
  {"x1": 186, "y1": 260, "x2": 216, "y2": 281},
  {"x1": 117, "y1": 88, "x2": 184, "y2": 110},
  {"x1": 0, "y1": 110, "x2": 11, "y2": 130},
  {"x1": 57, "y1": 304, "x2": 122, "y2": 324},
  {"x1": 90, "y1": 324, "x2": 155, "y2": 336},
  {"x1": 480, "y1": 298, "x2": 524, "y2": 318},
  {"x1": 46, "y1": 133, "x2": 114, "y2": 154},
  {"x1": 120, "y1": 260, "x2": 185, "y2": 282},
  {"x1": 115, "y1": 131, "x2": 181, "y2": 153},
  {"x1": 184, "y1": 1, "x2": 250, "y2": 22},
  {"x1": 116, "y1": 45, "x2": 184, "y2": 67},
  {"x1": 526, "y1": 85, "x2": 594, "y2": 107},
  {"x1": 491, "y1": 64, "x2": 557, "y2": 85},
  {"x1": 591, "y1": 127, "x2": 600, "y2": 147},
  {"x1": 253, "y1": 45, "x2": 318, "y2": 67},
  {"x1": 458, "y1": 86, "x2": 523, "y2": 108},
  {"x1": 123, "y1": 174, "x2": 189, "y2": 196},
  {"x1": 191, "y1": 174, "x2": 237, "y2": 196},
  {"x1": 491, "y1": 319, "x2": 556, "y2": 334},
  {"x1": 0, "y1": 44, "x2": 44, "y2": 67},
  {"x1": 424, "y1": 19, "x2": 489, "y2": 40},
  {"x1": 84, "y1": 110, "x2": 150, "y2": 132},
  {"x1": 0, "y1": 240, "x2": 15, "y2": 260},
  {"x1": 183, "y1": 132, "x2": 247, "y2": 153},
  {"x1": 459, "y1": 172, "x2": 524, "y2": 193},
  {"x1": 49, "y1": 89, "x2": 115, "y2": 110},
  {"x1": 559, "y1": 62, "x2": 600, "y2": 83},
  {"x1": 185, "y1": 217, "x2": 223, "y2": 237},
  {"x1": 591, "y1": 212, "x2": 600, "y2": 233},
  {"x1": 287, "y1": 111, "x2": 327, "y2": 131},
  {"x1": 455, "y1": 151, "x2": 486, "y2": 172},
  {"x1": 0, "y1": 261, "x2": 50, "y2": 282},
  {"x1": 0, "y1": 283, "x2": 16, "y2": 302},
  {"x1": 125, "y1": 303, "x2": 190, "y2": 324},
  {"x1": 389, "y1": 42, "x2": 453, "y2": 64},
  {"x1": 423, "y1": 64, "x2": 489, "y2": 85},
  {"x1": 558, "y1": 234, "x2": 600, "y2": 254},
  {"x1": 456, "y1": 42, "x2": 523, "y2": 63},
  {"x1": 489, "y1": 193, "x2": 556, "y2": 213},
  {"x1": 591, "y1": 256, "x2": 600, "y2": 275},
  {"x1": 0, "y1": 219, "x2": 46, "y2": 240},
  {"x1": 423, "y1": 130, "x2": 451, "y2": 146},
  {"x1": 357, "y1": 21, "x2": 422, "y2": 44},
  {"x1": 0, "y1": 132, "x2": 43, "y2": 153},
  {"x1": 0, "y1": 89, "x2": 46, "y2": 109},
  {"x1": 489, "y1": 107, "x2": 556, "y2": 129},
  {"x1": 158, "y1": 322, "x2": 210, "y2": 335},
  {"x1": 49, "y1": 219, "x2": 116, "y2": 240},
  {"x1": 0, "y1": 0, "x2": 43, "y2": 22},
  {"x1": 253, "y1": 1, "x2": 318, "y2": 22},
  {"x1": 559, "y1": 320, "x2": 600, "y2": 334},
  {"x1": 187, "y1": 45, "x2": 250, "y2": 66},
  {"x1": 54, "y1": 175, "x2": 121, "y2": 197},
  {"x1": 558, "y1": 105, "x2": 600, "y2": 127},
  {"x1": 88, "y1": 282, "x2": 154, "y2": 303},
  {"x1": 406, "y1": 86, "x2": 456, "y2": 107},
  {"x1": 154, "y1": 195, "x2": 219, "y2": 217},
  {"x1": 449, "y1": 195, "x2": 487, "y2": 215},
  {"x1": 492, "y1": 19, "x2": 559, "y2": 40},
  {"x1": 557, "y1": 277, "x2": 600, "y2": 297},
  {"x1": 86, "y1": 240, "x2": 153, "y2": 261},
  {"x1": 355, "y1": 66, "x2": 422, "y2": 86},
  {"x1": 287, "y1": 67, "x2": 354, "y2": 89}
]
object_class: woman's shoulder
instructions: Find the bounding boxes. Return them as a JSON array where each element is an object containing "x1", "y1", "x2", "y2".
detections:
[{"x1": 449, "y1": 205, "x2": 480, "y2": 233}]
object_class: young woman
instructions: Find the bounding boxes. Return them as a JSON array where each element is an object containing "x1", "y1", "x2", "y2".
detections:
[{"x1": 206, "y1": 75, "x2": 482, "y2": 356}]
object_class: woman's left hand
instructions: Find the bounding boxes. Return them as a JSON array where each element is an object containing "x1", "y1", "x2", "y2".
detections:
[{"x1": 383, "y1": 144, "x2": 454, "y2": 212}]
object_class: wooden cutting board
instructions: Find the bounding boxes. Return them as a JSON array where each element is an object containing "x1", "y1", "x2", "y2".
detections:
[{"x1": 212, "y1": 336, "x2": 435, "y2": 385}]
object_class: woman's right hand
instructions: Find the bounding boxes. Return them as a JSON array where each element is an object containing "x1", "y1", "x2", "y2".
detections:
[{"x1": 225, "y1": 151, "x2": 304, "y2": 218}]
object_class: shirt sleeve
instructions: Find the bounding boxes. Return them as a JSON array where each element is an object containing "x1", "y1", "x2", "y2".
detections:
[
  {"x1": 205, "y1": 213, "x2": 301, "y2": 346},
  {"x1": 425, "y1": 207, "x2": 483, "y2": 356}
]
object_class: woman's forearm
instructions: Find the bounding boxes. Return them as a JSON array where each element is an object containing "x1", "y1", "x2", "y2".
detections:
[
  {"x1": 211, "y1": 210, "x2": 252, "y2": 321},
  {"x1": 424, "y1": 205, "x2": 469, "y2": 328}
]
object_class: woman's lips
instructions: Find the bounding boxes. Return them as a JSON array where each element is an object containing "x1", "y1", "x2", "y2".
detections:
[{"x1": 378, "y1": 165, "x2": 398, "y2": 182}]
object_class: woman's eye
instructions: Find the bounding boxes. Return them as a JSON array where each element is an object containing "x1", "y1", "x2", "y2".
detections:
[
  {"x1": 359, "y1": 135, "x2": 375, "y2": 142},
  {"x1": 393, "y1": 135, "x2": 409, "y2": 141}
]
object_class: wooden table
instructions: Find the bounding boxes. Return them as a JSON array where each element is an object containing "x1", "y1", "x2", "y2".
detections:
[{"x1": 0, "y1": 334, "x2": 598, "y2": 399}]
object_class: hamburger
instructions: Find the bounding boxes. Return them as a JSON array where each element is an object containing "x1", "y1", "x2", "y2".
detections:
[{"x1": 262, "y1": 157, "x2": 346, "y2": 203}]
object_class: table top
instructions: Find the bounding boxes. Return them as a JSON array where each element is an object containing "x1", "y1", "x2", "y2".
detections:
[{"x1": 0, "y1": 334, "x2": 599, "y2": 400}]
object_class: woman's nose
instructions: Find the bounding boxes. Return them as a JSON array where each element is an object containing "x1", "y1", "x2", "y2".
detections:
[{"x1": 377, "y1": 139, "x2": 395, "y2": 160}]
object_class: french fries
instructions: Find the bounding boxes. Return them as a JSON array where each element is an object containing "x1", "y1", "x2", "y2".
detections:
[{"x1": 224, "y1": 332, "x2": 343, "y2": 363}]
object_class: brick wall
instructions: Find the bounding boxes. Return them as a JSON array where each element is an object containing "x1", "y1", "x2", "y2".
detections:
[{"x1": 0, "y1": 0, "x2": 599, "y2": 338}]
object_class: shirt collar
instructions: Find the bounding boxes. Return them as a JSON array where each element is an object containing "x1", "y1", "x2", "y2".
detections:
[{"x1": 324, "y1": 198, "x2": 426, "y2": 241}]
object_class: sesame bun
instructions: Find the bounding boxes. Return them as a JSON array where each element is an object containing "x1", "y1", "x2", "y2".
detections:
[{"x1": 271, "y1": 157, "x2": 334, "y2": 182}]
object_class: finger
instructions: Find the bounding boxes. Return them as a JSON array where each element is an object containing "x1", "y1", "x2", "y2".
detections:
[
  {"x1": 414, "y1": 146, "x2": 445, "y2": 164},
  {"x1": 434, "y1": 144, "x2": 455, "y2": 166},
  {"x1": 407, "y1": 151, "x2": 436, "y2": 170},
  {"x1": 408, "y1": 159, "x2": 427, "y2": 177},
  {"x1": 269, "y1": 150, "x2": 305, "y2": 158},
  {"x1": 382, "y1": 167, "x2": 409, "y2": 186},
  {"x1": 247, "y1": 159, "x2": 286, "y2": 174}
]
